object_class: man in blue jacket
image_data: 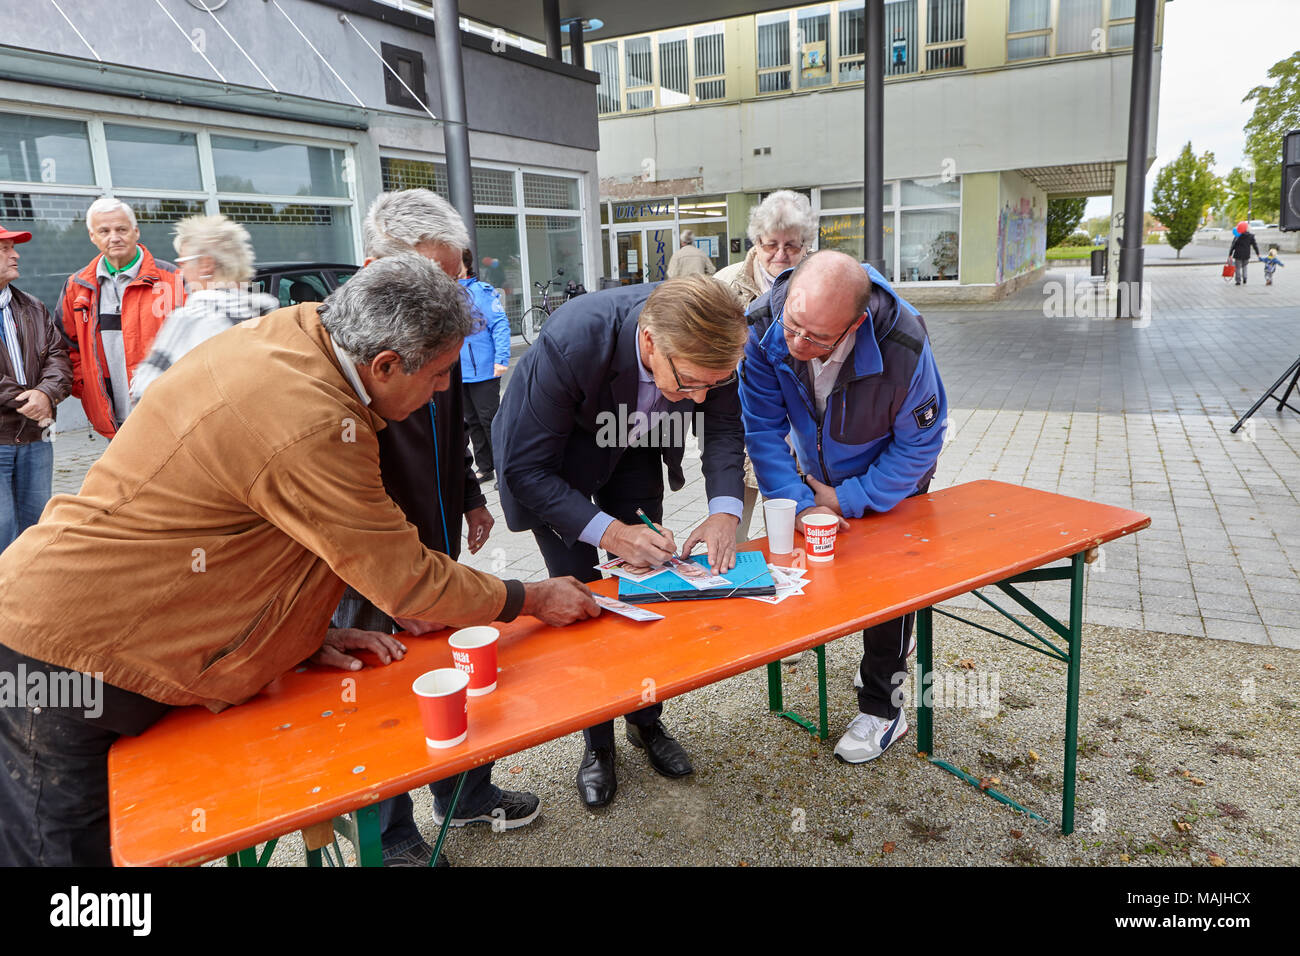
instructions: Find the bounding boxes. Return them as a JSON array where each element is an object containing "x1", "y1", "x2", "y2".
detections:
[
  {"x1": 459, "y1": 250, "x2": 511, "y2": 482},
  {"x1": 740, "y1": 250, "x2": 947, "y2": 764}
]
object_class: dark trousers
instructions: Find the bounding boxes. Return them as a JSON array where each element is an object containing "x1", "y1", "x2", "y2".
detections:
[
  {"x1": 0, "y1": 645, "x2": 169, "y2": 866},
  {"x1": 462, "y1": 378, "x2": 501, "y2": 477},
  {"x1": 857, "y1": 612, "x2": 914, "y2": 721},
  {"x1": 531, "y1": 446, "x2": 666, "y2": 750}
]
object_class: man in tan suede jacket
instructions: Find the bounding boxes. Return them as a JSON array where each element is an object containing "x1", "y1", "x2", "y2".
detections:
[{"x1": 0, "y1": 254, "x2": 596, "y2": 866}]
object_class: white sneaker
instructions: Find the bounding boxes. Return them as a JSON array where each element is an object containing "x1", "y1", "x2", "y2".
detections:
[
  {"x1": 781, "y1": 651, "x2": 804, "y2": 664},
  {"x1": 833, "y1": 711, "x2": 908, "y2": 763},
  {"x1": 853, "y1": 633, "x2": 917, "y2": 688}
]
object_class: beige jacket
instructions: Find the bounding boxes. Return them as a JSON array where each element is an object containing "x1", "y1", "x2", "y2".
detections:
[
  {"x1": 714, "y1": 247, "x2": 767, "y2": 308},
  {"x1": 0, "y1": 305, "x2": 510, "y2": 711},
  {"x1": 666, "y1": 243, "x2": 716, "y2": 278}
]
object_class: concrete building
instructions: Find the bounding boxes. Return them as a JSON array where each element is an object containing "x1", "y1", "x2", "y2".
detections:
[
  {"x1": 582, "y1": 0, "x2": 1167, "y2": 302},
  {"x1": 0, "y1": 0, "x2": 601, "y2": 333}
]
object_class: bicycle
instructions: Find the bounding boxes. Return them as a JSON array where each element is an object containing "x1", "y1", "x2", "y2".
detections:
[{"x1": 520, "y1": 269, "x2": 582, "y2": 344}]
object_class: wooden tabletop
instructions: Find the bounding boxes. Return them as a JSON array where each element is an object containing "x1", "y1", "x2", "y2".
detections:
[{"x1": 109, "y1": 480, "x2": 1149, "y2": 865}]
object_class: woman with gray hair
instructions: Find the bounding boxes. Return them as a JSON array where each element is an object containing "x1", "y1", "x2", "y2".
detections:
[
  {"x1": 129, "y1": 214, "x2": 277, "y2": 404},
  {"x1": 715, "y1": 189, "x2": 817, "y2": 306}
]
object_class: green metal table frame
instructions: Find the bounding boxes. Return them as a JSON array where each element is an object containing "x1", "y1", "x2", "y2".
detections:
[
  {"x1": 224, "y1": 770, "x2": 468, "y2": 867},
  {"x1": 766, "y1": 552, "x2": 1087, "y2": 835}
]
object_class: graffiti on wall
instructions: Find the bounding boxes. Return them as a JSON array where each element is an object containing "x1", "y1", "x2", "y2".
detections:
[{"x1": 996, "y1": 196, "x2": 1046, "y2": 284}]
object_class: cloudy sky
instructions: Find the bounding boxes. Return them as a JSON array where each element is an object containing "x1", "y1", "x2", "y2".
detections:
[{"x1": 1084, "y1": 0, "x2": 1300, "y2": 217}]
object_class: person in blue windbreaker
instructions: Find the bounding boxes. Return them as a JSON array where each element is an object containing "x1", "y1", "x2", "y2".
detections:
[
  {"x1": 740, "y1": 250, "x2": 948, "y2": 766},
  {"x1": 459, "y1": 249, "x2": 512, "y2": 482}
]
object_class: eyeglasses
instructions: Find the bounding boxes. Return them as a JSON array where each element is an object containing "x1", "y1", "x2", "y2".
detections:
[
  {"x1": 667, "y1": 354, "x2": 737, "y2": 393},
  {"x1": 776, "y1": 313, "x2": 861, "y2": 353},
  {"x1": 757, "y1": 238, "x2": 804, "y2": 257}
]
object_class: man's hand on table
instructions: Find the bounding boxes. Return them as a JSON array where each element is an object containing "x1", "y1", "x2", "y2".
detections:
[
  {"x1": 521, "y1": 577, "x2": 601, "y2": 625},
  {"x1": 599, "y1": 520, "x2": 676, "y2": 569},
  {"x1": 680, "y1": 513, "x2": 740, "y2": 574},
  {"x1": 312, "y1": 628, "x2": 408, "y2": 671},
  {"x1": 799, "y1": 477, "x2": 849, "y2": 533},
  {"x1": 465, "y1": 506, "x2": 494, "y2": 554}
]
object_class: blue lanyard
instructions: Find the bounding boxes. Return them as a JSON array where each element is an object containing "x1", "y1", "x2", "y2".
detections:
[{"x1": 428, "y1": 400, "x2": 451, "y2": 551}]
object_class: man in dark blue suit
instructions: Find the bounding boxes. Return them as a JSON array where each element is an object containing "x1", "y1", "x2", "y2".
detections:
[{"x1": 495, "y1": 276, "x2": 748, "y2": 808}]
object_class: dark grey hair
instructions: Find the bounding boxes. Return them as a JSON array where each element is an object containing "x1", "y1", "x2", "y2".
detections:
[
  {"x1": 747, "y1": 189, "x2": 817, "y2": 249},
  {"x1": 317, "y1": 253, "x2": 472, "y2": 372},
  {"x1": 363, "y1": 188, "x2": 470, "y2": 260}
]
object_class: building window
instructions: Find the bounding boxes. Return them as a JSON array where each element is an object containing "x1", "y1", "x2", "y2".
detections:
[
  {"x1": 211, "y1": 136, "x2": 349, "y2": 198},
  {"x1": 219, "y1": 201, "x2": 355, "y2": 265},
  {"x1": 817, "y1": 177, "x2": 959, "y2": 283},
  {"x1": 757, "y1": 12, "x2": 791, "y2": 93},
  {"x1": 523, "y1": 172, "x2": 580, "y2": 210},
  {"x1": 380, "y1": 42, "x2": 428, "y2": 111},
  {"x1": 625, "y1": 36, "x2": 654, "y2": 111},
  {"x1": 838, "y1": 1, "x2": 865, "y2": 82},
  {"x1": 926, "y1": 0, "x2": 965, "y2": 69},
  {"x1": 1056, "y1": 0, "x2": 1104, "y2": 55},
  {"x1": 659, "y1": 29, "x2": 690, "y2": 106},
  {"x1": 593, "y1": 42, "x2": 622, "y2": 115},
  {"x1": 1007, "y1": 0, "x2": 1051, "y2": 60},
  {"x1": 694, "y1": 23, "x2": 726, "y2": 100},
  {"x1": 1108, "y1": 0, "x2": 1136, "y2": 49},
  {"x1": 104, "y1": 124, "x2": 202, "y2": 191},
  {"x1": 0, "y1": 112, "x2": 94, "y2": 186},
  {"x1": 797, "y1": 6, "x2": 832, "y2": 89},
  {"x1": 885, "y1": 0, "x2": 918, "y2": 76},
  {"x1": 0, "y1": 190, "x2": 95, "y2": 307}
]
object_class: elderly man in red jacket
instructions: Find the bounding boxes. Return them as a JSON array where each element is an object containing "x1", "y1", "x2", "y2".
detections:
[{"x1": 57, "y1": 197, "x2": 185, "y2": 438}]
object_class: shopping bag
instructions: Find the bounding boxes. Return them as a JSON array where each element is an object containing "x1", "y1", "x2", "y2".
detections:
[{"x1": 1222, "y1": 260, "x2": 1236, "y2": 280}]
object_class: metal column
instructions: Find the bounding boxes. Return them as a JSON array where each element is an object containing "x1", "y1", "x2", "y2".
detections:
[
  {"x1": 863, "y1": 1, "x2": 886, "y2": 273},
  {"x1": 543, "y1": 0, "x2": 562, "y2": 60},
  {"x1": 433, "y1": 0, "x2": 478, "y2": 255},
  {"x1": 1116, "y1": 0, "x2": 1156, "y2": 319},
  {"x1": 568, "y1": 18, "x2": 586, "y2": 70}
]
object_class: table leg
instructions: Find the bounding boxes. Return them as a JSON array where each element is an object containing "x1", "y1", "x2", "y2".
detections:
[
  {"x1": 430, "y1": 771, "x2": 467, "y2": 867},
  {"x1": 815, "y1": 644, "x2": 829, "y2": 741},
  {"x1": 766, "y1": 661, "x2": 784, "y2": 712},
  {"x1": 1061, "y1": 552, "x2": 1085, "y2": 836},
  {"x1": 305, "y1": 848, "x2": 323, "y2": 867},
  {"x1": 355, "y1": 803, "x2": 383, "y2": 867},
  {"x1": 916, "y1": 606, "x2": 934, "y2": 754}
]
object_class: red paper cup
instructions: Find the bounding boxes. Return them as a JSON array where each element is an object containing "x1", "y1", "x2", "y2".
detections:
[
  {"x1": 802, "y1": 514, "x2": 840, "y2": 562},
  {"x1": 412, "y1": 669, "x2": 469, "y2": 748},
  {"x1": 448, "y1": 626, "x2": 499, "y2": 696}
]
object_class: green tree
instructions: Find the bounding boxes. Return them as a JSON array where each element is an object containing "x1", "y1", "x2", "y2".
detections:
[
  {"x1": 1046, "y1": 197, "x2": 1088, "y2": 249},
  {"x1": 1082, "y1": 214, "x2": 1111, "y2": 240},
  {"x1": 1220, "y1": 166, "x2": 1269, "y2": 223},
  {"x1": 1150, "y1": 142, "x2": 1223, "y2": 257},
  {"x1": 1241, "y1": 51, "x2": 1300, "y2": 224}
]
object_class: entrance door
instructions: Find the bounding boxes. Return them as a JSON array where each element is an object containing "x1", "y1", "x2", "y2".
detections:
[
  {"x1": 616, "y1": 230, "x2": 644, "y2": 284},
  {"x1": 642, "y1": 228, "x2": 672, "y2": 282}
]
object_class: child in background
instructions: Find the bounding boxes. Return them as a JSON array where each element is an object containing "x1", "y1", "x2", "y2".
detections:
[{"x1": 1259, "y1": 246, "x2": 1285, "y2": 286}]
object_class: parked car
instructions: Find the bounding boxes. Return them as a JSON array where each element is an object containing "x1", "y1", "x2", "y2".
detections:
[{"x1": 252, "y1": 262, "x2": 359, "y2": 307}]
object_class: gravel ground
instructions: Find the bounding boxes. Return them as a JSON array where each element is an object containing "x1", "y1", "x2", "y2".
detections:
[{"x1": 257, "y1": 606, "x2": 1298, "y2": 867}]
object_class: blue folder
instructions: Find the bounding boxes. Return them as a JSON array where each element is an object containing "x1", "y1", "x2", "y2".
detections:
[{"x1": 617, "y1": 550, "x2": 777, "y2": 604}]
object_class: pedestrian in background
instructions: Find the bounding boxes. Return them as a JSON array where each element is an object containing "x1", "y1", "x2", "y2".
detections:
[
  {"x1": 57, "y1": 197, "x2": 185, "y2": 438},
  {"x1": 1259, "y1": 246, "x2": 1285, "y2": 286},
  {"x1": 1, "y1": 224, "x2": 72, "y2": 550},
  {"x1": 1229, "y1": 221, "x2": 1260, "y2": 286},
  {"x1": 129, "y1": 214, "x2": 277, "y2": 405},
  {"x1": 459, "y1": 248, "x2": 511, "y2": 484},
  {"x1": 666, "y1": 229, "x2": 716, "y2": 277}
]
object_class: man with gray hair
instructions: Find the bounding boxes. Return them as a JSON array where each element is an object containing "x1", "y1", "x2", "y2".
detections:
[
  {"x1": 333, "y1": 188, "x2": 531, "y2": 866},
  {"x1": 57, "y1": 197, "x2": 186, "y2": 438},
  {"x1": 666, "y1": 228, "x2": 716, "y2": 278},
  {"x1": 0, "y1": 253, "x2": 598, "y2": 866}
]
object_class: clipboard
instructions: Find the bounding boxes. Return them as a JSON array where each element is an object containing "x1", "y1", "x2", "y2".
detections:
[{"x1": 617, "y1": 551, "x2": 777, "y2": 604}]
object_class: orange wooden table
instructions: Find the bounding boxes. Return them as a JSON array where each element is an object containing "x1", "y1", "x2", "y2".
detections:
[{"x1": 109, "y1": 480, "x2": 1149, "y2": 865}]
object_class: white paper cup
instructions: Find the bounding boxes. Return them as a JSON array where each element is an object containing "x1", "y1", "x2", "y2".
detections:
[
  {"x1": 448, "y1": 626, "x2": 499, "y2": 696},
  {"x1": 802, "y1": 513, "x2": 840, "y2": 562},
  {"x1": 763, "y1": 498, "x2": 797, "y2": 555}
]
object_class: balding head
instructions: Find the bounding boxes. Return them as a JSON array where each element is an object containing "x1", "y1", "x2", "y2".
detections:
[{"x1": 781, "y1": 250, "x2": 871, "y2": 361}]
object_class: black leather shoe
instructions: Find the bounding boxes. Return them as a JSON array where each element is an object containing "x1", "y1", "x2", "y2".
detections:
[
  {"x1": 577, "y1": 745, "x2": 617, "y2": 808},
  {"x1": 626, "y1": 720, "x2": 694, "y2": 778}
]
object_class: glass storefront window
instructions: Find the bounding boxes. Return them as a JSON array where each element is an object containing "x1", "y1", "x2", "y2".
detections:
[
  {"x1": 677, "y1": 195, "x2": 727, "y2": 219},
  {"x1": 899, "y1": 208, "x2": 959, "y2": 281},
  {"x1": 679, "y1": 220, "x2": 728, "y2": 272},
  {"x1": 798, "y1": 7, "x2": 831, "y2": 89},
  {"x1": 212, "y1": 136, "x2": 348, "y2": 198},
  {"x1": 381, "y1": 156, "x2": 448, "y2": 197},
  {"x1": 474, "y1": 211, "x2": 523, "y2": 332},
  {"x1": 105, "y1": 125, "x2": 201, "y2": 191},
  {"x1": 900, "y1": 177, "x2": 960, "y2": 206},
  {"x1": 0, "y1": 191, "x2": 96, "y2": 309},
  {"x1": 523, "y1": 173, "x2": 579, "y2": 210},
  {"x1": 118, "y1": 196, "x2": 208, "y2": 263},
  {"x1": 0, "y1": 113, "x2": 94, "y2": 186},
  {"x1": 821, "y1": 186, "x2": 864, "y2": 209},
  {"x1": 817, "y1": 213, "x2": 895, "y2": 282},
  {"x1": 219, "y1": 201, "x2": 355, "y2": 264},
  {"x1": 525, "y1": 215, "x2": 584, "y2": 303}
]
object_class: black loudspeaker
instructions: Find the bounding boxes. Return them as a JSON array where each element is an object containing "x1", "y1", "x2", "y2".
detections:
[{"x1": 1282, "y1": 129, "x2": 1300, "y2": 232}]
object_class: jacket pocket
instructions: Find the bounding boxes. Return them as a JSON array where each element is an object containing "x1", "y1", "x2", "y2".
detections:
[{"x1": 199, "y1": 596, "x2": 276, "y2": 674}]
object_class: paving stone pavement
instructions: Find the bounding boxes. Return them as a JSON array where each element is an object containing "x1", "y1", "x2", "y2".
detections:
[{"x1": 49, "y1": 262, "x2": 1300, "y2": 647}]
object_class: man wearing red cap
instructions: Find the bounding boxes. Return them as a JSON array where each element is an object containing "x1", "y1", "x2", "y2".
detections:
[{"x1": 0, "y1": 225, "x2": 72, "y2": 550}]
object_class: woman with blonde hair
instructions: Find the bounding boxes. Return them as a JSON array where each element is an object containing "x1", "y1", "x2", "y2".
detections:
[{"x1": 129, "y1": 214, "x2": 277, "y2": 404}]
